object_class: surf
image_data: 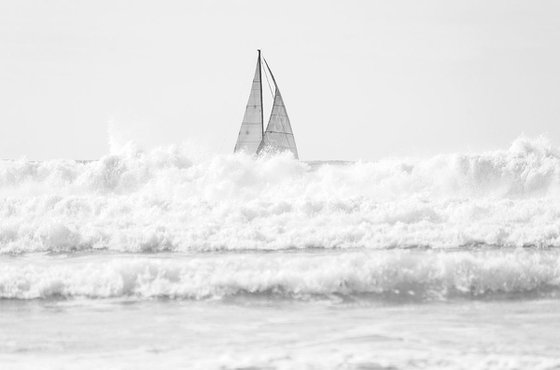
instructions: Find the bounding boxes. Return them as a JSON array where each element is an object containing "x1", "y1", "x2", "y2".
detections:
[{"x1": 1, "y1": 136, "x2": 560, "y2": 254}]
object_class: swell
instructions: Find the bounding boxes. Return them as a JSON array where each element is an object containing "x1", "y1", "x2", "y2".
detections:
[
  {"x1": 1, "y1": 250, "x2": 559, "y2": 301},
  {"x1": 1, "y1": 137, "x2": 560, "y2": 253}
]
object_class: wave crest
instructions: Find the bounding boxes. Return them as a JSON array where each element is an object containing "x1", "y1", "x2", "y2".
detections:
[
  {"x1": 1, "y1": 137, "x2": 560, "y2": 253},
  {"x1": 1, "y1": 250, "x2": 559, "y2": 300}
]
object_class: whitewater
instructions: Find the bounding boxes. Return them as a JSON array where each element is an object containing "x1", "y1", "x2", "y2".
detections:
[{"x1": 1, "y1": 137, "x2": 560, "y2": 369}]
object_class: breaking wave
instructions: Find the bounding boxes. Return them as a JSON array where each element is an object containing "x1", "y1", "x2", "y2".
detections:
[
  {"x1": 1, "y1": 250, "x2": 559, "y2": 300},
  {"x1": 1, "y1": 136, "x2": 560, "y2": 253}
]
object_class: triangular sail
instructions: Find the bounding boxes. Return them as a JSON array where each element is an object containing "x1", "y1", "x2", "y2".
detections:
[
  {"x1": 234, "y1": 54, "x2": 263, "y2": 154},
  {"x1": 257, "y1": 60, "x2": 299, "y2": 159}
]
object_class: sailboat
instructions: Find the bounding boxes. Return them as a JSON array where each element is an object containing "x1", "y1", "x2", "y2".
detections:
[{"x1": 234, "y1": 50, "x2": 299, "y2": 159}]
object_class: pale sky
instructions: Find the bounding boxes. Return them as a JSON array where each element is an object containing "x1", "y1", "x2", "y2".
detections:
[{"x1": 1, "y1": 0, "x2": 559, "y2": 160}]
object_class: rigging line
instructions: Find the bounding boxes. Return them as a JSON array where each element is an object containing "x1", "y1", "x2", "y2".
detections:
[
  {"x1": 261, "y1": 57, "x2": 277, "y2": 86},
  {"x1": 262, "y1": 55, "x2": 275, "y2": 98}
]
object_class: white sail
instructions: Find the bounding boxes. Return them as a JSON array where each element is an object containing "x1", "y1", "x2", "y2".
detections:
[
  {"x1": 234, "y1": 55, "x2": 263, "y2": 154},
  {"x1": 257, "y1": 60, "x2": 299, "y2": 159}
]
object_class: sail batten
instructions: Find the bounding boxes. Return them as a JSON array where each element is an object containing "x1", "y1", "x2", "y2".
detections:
[{"x1": 234, "y1": 53, "x2": 263, "y2": 154}]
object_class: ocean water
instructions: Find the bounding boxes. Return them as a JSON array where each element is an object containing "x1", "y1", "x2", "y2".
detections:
[{"x1": 1, "y1": 137, "x2": 560, "y2": 369}]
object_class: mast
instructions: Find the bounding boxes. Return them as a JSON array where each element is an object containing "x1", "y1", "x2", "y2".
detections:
[{"x1": 257, "y1": 50, "x2": 264, "y2": 137}]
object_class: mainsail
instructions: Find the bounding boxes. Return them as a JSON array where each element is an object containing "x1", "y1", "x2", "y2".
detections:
[
  {"x1": 234, "y1": 50, "x2": 298, "y2": 159},
  {"x1": 257, "y1": 58, "x2": 298, "y2": 159},
  {"x1": 234, "y1": 51, "x2": 264, "y2": 154}
]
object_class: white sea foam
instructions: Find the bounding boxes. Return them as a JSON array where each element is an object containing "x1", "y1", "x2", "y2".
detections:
[
  {"x1": 1, "y1": 137, "x2": 560, "y2": 253},
  {"x1": 1, "y1": 250, "x2": 559, "y2": 300}
]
